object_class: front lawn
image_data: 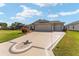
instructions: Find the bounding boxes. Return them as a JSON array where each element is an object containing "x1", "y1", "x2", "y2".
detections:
[
  {"x1": 53, "y1": 31, "x2": 79, "y2": 56},
  {"x1": 0, "y1": 30, "x2": 23, "y2": 43}
]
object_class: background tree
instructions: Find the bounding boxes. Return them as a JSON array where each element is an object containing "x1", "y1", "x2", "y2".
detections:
[{"x1": 10, "y1": 22, "x2": 25, "y2": 30}]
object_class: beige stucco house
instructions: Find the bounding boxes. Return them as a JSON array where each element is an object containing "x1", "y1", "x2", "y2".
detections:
[
  {"x1": 29, "y1": 20, "x2": 64, "y2": 32},
  {"x1": 66, "y1": 21, "x2": 79, "y2": 31}
]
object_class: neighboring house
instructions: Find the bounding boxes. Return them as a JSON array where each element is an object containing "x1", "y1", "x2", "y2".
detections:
[
  {"x1": 29, "y1": 19, "x2": 64, "y2": 32},
  {"x1": 0, "y1": 23, "x2": 7, "y2": 30},
  {"x1": 0, "y1": 25, "x2": 7, "y2": 30},
  {"x1": 0, "y1": 26, "x2": 2, "y2": 29},
  {"x1": 66, "y1": 21, "x2": 79, "y2": 31}
]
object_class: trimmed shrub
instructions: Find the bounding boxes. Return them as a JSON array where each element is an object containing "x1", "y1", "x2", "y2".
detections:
[{"x1": 21, "y1": 26, "x2": 28, "y2": 34}]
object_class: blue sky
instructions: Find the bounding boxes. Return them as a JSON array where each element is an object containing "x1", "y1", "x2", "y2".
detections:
[{"x1": 0, "y1": 3, "x2": 79, "y2": 26}]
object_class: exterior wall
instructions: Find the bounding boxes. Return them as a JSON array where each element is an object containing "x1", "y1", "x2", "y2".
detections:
[
  {"x1": 67, "y1": 25, "x2": 74, "y2": 30},
  {"x1": 74, "y1": 24, "x2": 79, "y2": 31},
  {"x1": 66, "y1": 24, "x2": 79, "y2": 31}
]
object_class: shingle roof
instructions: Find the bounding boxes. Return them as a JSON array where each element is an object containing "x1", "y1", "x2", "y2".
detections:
[
  {"x1": 30, "y1": 19, "x2": 64, "y2": 25},
  {"x1": 34, "y1": 19, "x2": 64, "y2": 23},
  {"x1": 67, "y1": 20, "x2": 79, "y2": 26},
  {"x1": 50, "y1": 21, "x2": 64, "y2": 23},
  {"x1": 34, "y1": 19, "x2": 49, "y2": 23}
]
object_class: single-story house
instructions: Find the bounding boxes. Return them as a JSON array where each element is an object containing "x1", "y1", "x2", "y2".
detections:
[
  {"x1": 0, "y1": 23, "x2": 7, "y2": 30},
  {"x1": 66, "y1": 21, "x2": 79, "y2": 31},
  {"x1": 29, "y1": 19, "x2": 64, "y2": 32}
]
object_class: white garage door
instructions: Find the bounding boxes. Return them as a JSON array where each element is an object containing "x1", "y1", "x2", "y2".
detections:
[{"x1": 35, "y1": 24, "x2": 51, "y2": 31}]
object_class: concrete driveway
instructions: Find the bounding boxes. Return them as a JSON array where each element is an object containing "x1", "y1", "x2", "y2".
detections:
[{"x1": 0, "y1": 32, "x2": 65, "y2": 56}]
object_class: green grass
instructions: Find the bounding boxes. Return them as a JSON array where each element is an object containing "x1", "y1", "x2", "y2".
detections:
[
  {"x1": 0, "y1": 30, "x2": 23, "y2": 43},
  {"x1": 53, "y1": 31, "x2": 79, "y2": 56}
]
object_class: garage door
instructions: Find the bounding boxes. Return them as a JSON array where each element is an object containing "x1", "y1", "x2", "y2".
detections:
[{"x1": 35, "y1": 24, "x2": 51, "y2": 31}]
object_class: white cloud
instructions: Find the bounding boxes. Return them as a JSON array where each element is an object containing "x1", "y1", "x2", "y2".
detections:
[
  {"x1": 10, "y1": 16, "x2": 25, "y2": 20},
  {"x1": 17, "y1": 5, "x2": 42, "y2": 17},
  {"x1": 59, "y1": 9, "x2": 79, "y2": 16},
  {"x1": 0, "y1": 12, "x2": 4, "y2": 15},
  {"x1": 0, "y1": 20, "x2": 4, "y2": 22},
  {"x1": 34, "y1": 3, "x2": 62, "y2": 7},
  {"x1": 11, "y1": 5, "x2": 42, "y2": 20},
  {"x1": 34, "y1": 3, "x2": 48, "y2": 7},
  {"x1": 48, "y1": 9, "x2": 79, "y2": 18},
  {"x1": 0, "y1": 3, "x2": 5, "y2": 7},
  {"x1": 20, "y1": 5, "x2": 28, "y2": 10},
  {"x1": 10, "y1": 17, "x2": 15, "y2": 19},
  {"x1": 48, "y1": 14, "x2": 59, "y2": 18}
]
